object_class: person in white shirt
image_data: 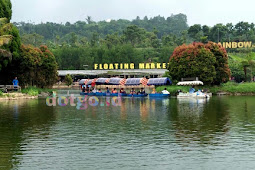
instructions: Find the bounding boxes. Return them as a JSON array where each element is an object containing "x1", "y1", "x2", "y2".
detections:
[
  {"x1": 162, "y1": 88, "x2": 170, "y2": 94},
  {"x1": 92, "y1": 88, "x2": 98, "y2": 93}
]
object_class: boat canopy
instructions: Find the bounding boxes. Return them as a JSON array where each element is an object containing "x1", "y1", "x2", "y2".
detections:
[
  {"x1": 108, "y1": 78, "x2": 126, "y2": 85},
  {"x1": 79, "y1": 79, "x2": 89, "y2": 85},
  {"x1": 86, "y1": 78, "x2": 97, "y2": 85},
  {"x1": 86, "y1": 80, "x2": 92, "y2": 85},
  {"x1": 147, "y1": 78, "x2": 172, "y2": 86},
  {"x1": 177, "y1": 81, "x2": 204, "y2": 86},
  {"x1": 125, "y1": 78, "x2": 148, "y2": 86},
  {"x1": 96, "y1": 78, "x2": 109, "y2": 85}
]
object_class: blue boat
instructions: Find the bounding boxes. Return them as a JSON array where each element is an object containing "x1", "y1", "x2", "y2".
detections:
[
  {"x1": 149, "y1": 94, "x2": 170, "y2": 98},
  {"x1": 95, "y1": 92, "x2": 107, "y2": 96},
  {"x1": 110, "y1": 93, "x2": 127, "y2": 97},
  {"x1": 127, "y1": 94, "x2": 148, "y2": 97},
  {"x1": 80, "y1": 92, "x2": 128, "y2": 97},
  {"x1": 80, "y1": 92, "x2": 96, "y2": 96}
]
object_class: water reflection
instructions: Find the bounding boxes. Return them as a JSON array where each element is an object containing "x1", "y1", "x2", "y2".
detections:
[
  {"x1": 0, "y1": 99, "x2": 57, "y2": 169},
  {"x1": 1, "y1": 95, "x2": 255, "y2": 169},
  {"x1": 177, "y1": 98, "x2": 209, "y2": 117},
  {"x1": 169, "y1": 97, "x2": 230, "y2": 145}
]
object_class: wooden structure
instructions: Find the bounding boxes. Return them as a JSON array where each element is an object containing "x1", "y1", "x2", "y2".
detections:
[{"x1": 0, "y1": 85, "x2": 21, "y2": 92}]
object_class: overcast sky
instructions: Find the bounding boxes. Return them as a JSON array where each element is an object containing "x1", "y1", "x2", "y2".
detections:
[{"x1": 11, "y1": 0, "x2": 255, "y2": 26}]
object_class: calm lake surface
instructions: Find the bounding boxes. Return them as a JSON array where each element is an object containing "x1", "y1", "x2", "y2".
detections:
[{"x1": 1, "y1": 90, "x2": 255, "y2": 169}]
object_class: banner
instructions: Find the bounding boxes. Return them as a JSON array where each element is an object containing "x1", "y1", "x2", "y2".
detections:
[
  {"x1": 94, "y1": 63, "x2": 168, "y2": 70},
  {"x1": 218, "y1": 41, "x2": 255, "y2": 49}
]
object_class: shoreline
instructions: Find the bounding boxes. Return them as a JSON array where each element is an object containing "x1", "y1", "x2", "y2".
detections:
[
  {"x1": 1, "y1": 86, "x2": 255, "y2": 101},
  {"x1": 0, "y1": 93, "x2": 38, "y2": 100}
]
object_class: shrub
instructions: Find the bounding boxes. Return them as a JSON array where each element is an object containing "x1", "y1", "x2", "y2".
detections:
[
  {"x1": 65, "y1": 74, "x2": 73, "y2": 86},
  {"x1": 168, "y1": 42, "x2": 231, "y2": 85}
]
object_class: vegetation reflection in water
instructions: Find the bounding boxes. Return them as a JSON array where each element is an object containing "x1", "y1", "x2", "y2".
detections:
[{"x1": 0, "y1": 96, "x2": 255, "y2": 169}]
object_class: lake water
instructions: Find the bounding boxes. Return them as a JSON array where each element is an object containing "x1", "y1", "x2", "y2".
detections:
[{"x1": 0, "y1": 91, "x2": 255, "y2": 169}]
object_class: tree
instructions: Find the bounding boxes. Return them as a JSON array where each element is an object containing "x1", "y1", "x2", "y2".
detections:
[
  {"x1": 188, "y1": 24, "x2": 202, "y2": 40},
  {"x1": 0, "y1": 18, "x2": 12, "y2": 71},
  {"x1": 239, "y1": 52, "x2": 255, "y2": 81},
  {"x1": 37, "y1": 45, "x2": 58, "y2": 88},
  {"x1": 65, "y1": 74, "x2": 73, "y2": 86},
  {"x1": 18, "y1": 45, "x2": 58, "y2": 87},
  {"x1": 205, "y1": 42, "x2": 231, "y2": 84},
  {"x1": 123, "y1": 25, "x2": 143, "y2": 47},
  {"x1": 21, "y1": 33, "x2": 44, "y2": 47},
  {"x1": 168, "y1": 43, "x2": 217, "y2": 84},
  {"x1": 168, "y1": 42, "x2": 231, "y2": 85},
  {"x1": 0, "y1": 0, "x2": 12, "y2": 22},
  {"x1": 228, "y1": 58, "x2": 245, "y2": 82}
]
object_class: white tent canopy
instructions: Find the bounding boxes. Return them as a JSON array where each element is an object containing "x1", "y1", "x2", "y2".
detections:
[{"x1": 177, "y1": 81, "x2": 204, "y2": 86}]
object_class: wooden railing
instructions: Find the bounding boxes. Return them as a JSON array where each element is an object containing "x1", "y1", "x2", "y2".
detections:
[{"x1": 0, "y1": 85, "x2": 21, "y2": 92}]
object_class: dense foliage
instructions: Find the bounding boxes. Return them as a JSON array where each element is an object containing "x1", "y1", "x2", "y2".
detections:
[
  {"x1": 15, "y1": 14, "x2": 188, "y2": 41},
  {"x1": 13, "y1": 14, "x2": 255, "y2": 73},
  {"x1": 65, "y1": 74, "x2": 73, "y2": 86},
  {"x1": 3, "y1": 0, "x2": 255, "y2": 85},
  {"x1": 187, "y1": 22, "x2": 255, "y2": 43},
  {"x1": 0, "y1": 0, "x2": 21, "y2": 81},
  {"x1": 15, "y1": 14, "x2": 189, "y2": 70},
  {"x1": 168, "y1": 42, "x2": 231, "y2": 85},
  {"x1": 205, "y1": 42, "x2": 231, "y2": 84},
  {"x1": 0, "y1": 1, "x2": 58, "y2": 87},
  {"x1": 0, "y1": 0, "x2": 12, "y2": 22},
  {"x1": 17, "y1": 45, "x2": 58, "y2": 88}
]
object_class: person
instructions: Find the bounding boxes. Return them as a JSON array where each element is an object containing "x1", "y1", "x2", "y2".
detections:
[
  {"x1": 120, "y1": 88, "x2": 126, "y2": 94},
  {"x1": 137, "y1": 88, "x2": 145, "y2": 94},
  {"x1": 162, "y1": 88, "x2": 170, "y2": 94},
  {"x1": 189, "y1": 86, "x2": 195, "y2": 93},
  {"x1": 112, "y1": 88, "x2": 118, "y2": 94},
  {"x1": 85, "y1": 85, "x2": 90, "y2": 93},
  {"x1": 196, "y1": 89, "x2": 202, "y2": 95},
  {"x1": 53, "y1": 91, "x2": 57, "y2": 98},
  {"x1": 151, "y1": 88, "x2": 156, "y2": 94},
  {"x1": 82, "y1": 84, "x2": 86, "y2": 92},
  {"x1": 130, "y1": 88, "x2": 136, "y2": 94},
  {"x1": 12, "y1": 77, "x2": 19, "y2": 91},
  {"x1": 98, "y1": 89, "x2": 102, "y2": 93},
  {"x1": 92, "y1": 88, "x2": 97, "y2": 93},
  {"x1": 88, "y1": 84, "x2": 91, "y2": 89},
  {"x1": 91, "y1": 81, "x2": 96, "y2": 87},
  {"x1": 105, "y1": 87, "x2": 110, "y2": 93}
]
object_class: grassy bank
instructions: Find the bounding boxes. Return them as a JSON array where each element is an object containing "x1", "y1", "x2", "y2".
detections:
[
  {"x1": 21, "y1": 87, "x2": 54, "y2": 96},
  {"x1": 156, "y1": 82, "x2": 255, "y2": 95}
]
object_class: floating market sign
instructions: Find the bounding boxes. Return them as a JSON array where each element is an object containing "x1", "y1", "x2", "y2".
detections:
[
  {"x1": 218, "y1": 41, "x2": 255, "y2": 49},
  {"x1": 94, "y1": 63, "x2": 168, "y2": 70}
]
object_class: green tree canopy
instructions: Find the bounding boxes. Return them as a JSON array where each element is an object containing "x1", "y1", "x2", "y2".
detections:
[
  {"x1": 0, "y1": 0, "x2": 12, "y2": 22},
  {"x1": 168, "y1": 42, "x2": 231, "y2": 85}
]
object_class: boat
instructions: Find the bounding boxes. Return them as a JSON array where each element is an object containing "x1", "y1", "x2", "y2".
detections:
[
  {"x1": 149, "y1": 93, "x2": 170, "y2": 98},
  {"x1": 80, "y1": 92, "x2": 149, "y2": 97},
  {"x1": 80, "y1": 92, "x2": 128, "y2": 97},
  {"x1": 177, "y1": 92, "x2": 210, "y2": 98},
  {"x1": 127, "y1": 94, "x2": 148, "y2": 97},
  {"x1": 176, "y1": 79, "x2": 211, "y2": 99}
]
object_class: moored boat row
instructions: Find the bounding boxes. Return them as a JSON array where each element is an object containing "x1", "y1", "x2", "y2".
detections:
[{"x1": 80, "y1": 92, "x2": 170, "y2": 98}]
